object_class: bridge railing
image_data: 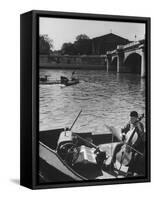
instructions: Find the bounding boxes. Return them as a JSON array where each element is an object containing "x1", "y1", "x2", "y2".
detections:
[
  {"x1": 105, "y1": 40, "x2": 145, "y2": 56},
  {"x1": 106, "y1": 49, "x2": 117, "y2": 55},
  {"x1": 122, "y1": 41, "x2": 140, "y2": 49},
  {"x1": 117, "y1": 45, "x2": 124, "y2": 50}
]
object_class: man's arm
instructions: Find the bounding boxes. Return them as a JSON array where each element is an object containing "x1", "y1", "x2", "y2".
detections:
[
  {"x1": 121, "y1": 123, "x2": 130, "y2": 141},
  {"x1": 133, "y1": 122, "x2": 145, "y2": 151},
  {"x1": 121, "y1": 123, "x2": 130, "y2": 134},
  {"x1": 135, "y1": 122, "x2": 145, "y2": 141}
]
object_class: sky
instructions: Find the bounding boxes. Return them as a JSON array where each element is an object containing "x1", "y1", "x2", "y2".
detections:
[{"x1": 39, "y1": 17, "x2": 145, "y2": 51}]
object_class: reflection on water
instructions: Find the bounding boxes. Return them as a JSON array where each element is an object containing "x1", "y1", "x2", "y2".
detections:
[{"x1": 39, "y1": 69, "x2": 145, "y2": 134}]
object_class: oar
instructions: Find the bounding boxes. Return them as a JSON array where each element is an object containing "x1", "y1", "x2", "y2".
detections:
[
  {"x1": 69, "y1": 109, "x2": 82, "y2": 131},
  {"x1": 69, "y1": 109, "x2": 99, "y2": 150},
  {"x1": 73, "y1": 132, "x2": 98, "y2": 149}
]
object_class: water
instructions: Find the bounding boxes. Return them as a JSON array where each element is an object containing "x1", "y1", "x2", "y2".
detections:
[{"x1": 39, "y1": 69, "x2": 145, "y2": 134}]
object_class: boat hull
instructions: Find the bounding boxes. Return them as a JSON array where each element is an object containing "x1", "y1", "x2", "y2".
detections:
[
  {"x1": 39, "y1": 79, "x2": 79, "y2": 86},
  {"x1": 39, "y1": 129, "x2": 120, "y2": 183},
  {"x1": 64, "y1": 80, "x2": 79, "y2": 86}
]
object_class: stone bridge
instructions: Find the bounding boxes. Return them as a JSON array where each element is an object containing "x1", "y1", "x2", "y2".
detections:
[{"x1": 106, "y1": 40, "x2": 145, "y2": 77}]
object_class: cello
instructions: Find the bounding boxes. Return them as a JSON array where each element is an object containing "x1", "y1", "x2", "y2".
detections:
[{"x1": 115, "y1": 114, "x2": 144, "y2": 169}]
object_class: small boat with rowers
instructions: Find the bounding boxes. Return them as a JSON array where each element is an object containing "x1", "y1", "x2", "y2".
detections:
[
  {"x1": 39, "y1": 75, "x2": 79, "y2": 86},
  {"x1": 39, "y1": 110, "x2": 145, "y2": 183},
  {"x1": 40, "y1": 75, "x2": 49, "y2": 82},
  {"x1": 39, "y1": 75, "x2": 58, "y2": 85}
]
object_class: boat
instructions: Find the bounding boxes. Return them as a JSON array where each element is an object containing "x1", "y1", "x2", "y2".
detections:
[
  {"x1": 63, "y1": 79, "x2": 79, "y2": 86},
  {"x1": 39, "y1": 128, "x2": 132, "y2": 183},
  {"x1": 60, "y1": 76, "x2": 79, "y2": 86},
  {"x1": 39, "y1": 110, "x2": 145, "y2": 183},
  {"x1": 39, "y1": 80, "x2": 61, "y2": 85},
  {"x1": 40, "y1": 75, "x2": 50, "y2": 82},
  {"x1": 39, "y1": 76, "x2": 79, "y2": 86}
]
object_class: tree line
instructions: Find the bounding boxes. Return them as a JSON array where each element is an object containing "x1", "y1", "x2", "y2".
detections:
[
  {"x1": 39, "y1": 35, "x2": 53, "y2": 55},
  {"x1": 39, "y1": 34, "x2": 93, "y2": 55}
]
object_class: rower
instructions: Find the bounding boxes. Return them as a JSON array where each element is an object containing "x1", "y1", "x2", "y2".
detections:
[
  {"x1": 61, "y1": 76, "x2": 69, "y2": 84},
  {"x1": 40, "y1": 75, "x2": 48, "y2": 82},
  {"x1": 71, "y1": 71, "x2": 76, "y2": 81}
]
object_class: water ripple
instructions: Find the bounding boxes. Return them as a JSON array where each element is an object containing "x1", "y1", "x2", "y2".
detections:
[{"x1": 39, "y1": 69, "x2": 145, "y2": 133}]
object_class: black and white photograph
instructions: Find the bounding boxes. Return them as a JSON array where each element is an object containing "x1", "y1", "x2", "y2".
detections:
[{"x1": 38, "y1": 14, "x2": 150, "y2": 185}]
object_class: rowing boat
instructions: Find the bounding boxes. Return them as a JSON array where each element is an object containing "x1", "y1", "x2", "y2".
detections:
[
  {"x1": 39, "y1": 80, "x2": 61, "y2": 85},
  {"x1": 39, "y1": 78, "x2": 79, "y2": 86},
  {"x1": 39, "y1": 128, "x2": 131, "y2": 183},
  {"x1": 63, "y1": 79, "x2": 79, "y2": 86},
  {"x1": 60, "y1": 76, "x2": 79, "y2": 86}
]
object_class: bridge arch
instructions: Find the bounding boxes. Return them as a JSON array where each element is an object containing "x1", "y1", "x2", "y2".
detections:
[{"x1": 124, "y1": 53, "x2": 141, "y2": 74}]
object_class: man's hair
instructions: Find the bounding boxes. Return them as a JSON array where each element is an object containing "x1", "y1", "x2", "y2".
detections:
[{"x1": 130, "y1": 111, "x2": 138, "y2": 118}]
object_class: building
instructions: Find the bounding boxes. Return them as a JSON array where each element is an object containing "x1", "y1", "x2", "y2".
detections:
[{"x1": 91, "y1": 33, "x2": 130, "y2": 55}]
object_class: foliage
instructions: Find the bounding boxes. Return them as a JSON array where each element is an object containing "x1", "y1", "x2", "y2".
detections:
[
  {"x1": 39, "y1": 35, "x2": 53, "y2": 55},
  {"x1": 61, "y1": 34, "x2": 92, "y2": 55},
  {"x1": 75, "y1": 34, "x2": 90, "y2": 41},
  {"x1": 61, "y1": 42, "x2": 77, "y2": 55}
]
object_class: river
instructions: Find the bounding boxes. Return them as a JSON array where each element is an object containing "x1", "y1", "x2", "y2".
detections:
[{"x1": 39, "y1": 69, "x2": 145, "y2": 134}]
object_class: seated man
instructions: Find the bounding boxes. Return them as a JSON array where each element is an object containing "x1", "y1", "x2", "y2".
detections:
[{"x1": 109, "y1": 111, "x2": 145, "y2": 176}]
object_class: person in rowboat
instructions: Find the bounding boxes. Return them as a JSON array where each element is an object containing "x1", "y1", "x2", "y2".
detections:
[
  {"x1": 40, "y1": 75, "x2": 48, "y2": 82},
  {"x1": 61, "y1": 76, "x2": 69, "y2": 84},
  {"x1": 71, "y1": 71, "x2": 76, "y2": 81},
  {"x1": 109, "y1": 111, "x2": 145, "y2": 176}
]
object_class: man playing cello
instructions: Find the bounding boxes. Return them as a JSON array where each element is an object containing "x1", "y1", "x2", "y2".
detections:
[{"x1": 109, "y1": 111, "x2": 145, "y2": 177}]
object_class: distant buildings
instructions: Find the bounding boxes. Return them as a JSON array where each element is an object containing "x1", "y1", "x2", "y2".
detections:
[
  {"x1": 39, "y1": 33, "x2": 132, "y2": 69},
  {"x1": 91, "y1": 33, "x2": 130, "y2": 55},
  {"x1": 51, "y1": 33, "x2": 131, "y2": 56}
]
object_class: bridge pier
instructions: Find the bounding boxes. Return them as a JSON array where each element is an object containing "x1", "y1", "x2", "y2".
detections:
[
  {"x1": 106, "y1": 54, "x2": 112, "y2": 72},
  {"x1": 117, "y1": 51, "x2": 124, "y2": 73}
]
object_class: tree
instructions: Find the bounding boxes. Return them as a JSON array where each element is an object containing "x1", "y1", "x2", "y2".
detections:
[
  {"x1": 74, "y1": 34, "x2": 92, "y2": 55},
  {"x1": 76, "y1": 34, "x2": 90, "y2": 41},
  {"x1": 61, "y1": 42, "x2": 77, "y2": 55},
  {"x1": 39, "y1": 35, "x2": 53, "y2": 55},
  {"x1": 60, "y1": 34, "x2": 92, "y2": 55}
]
